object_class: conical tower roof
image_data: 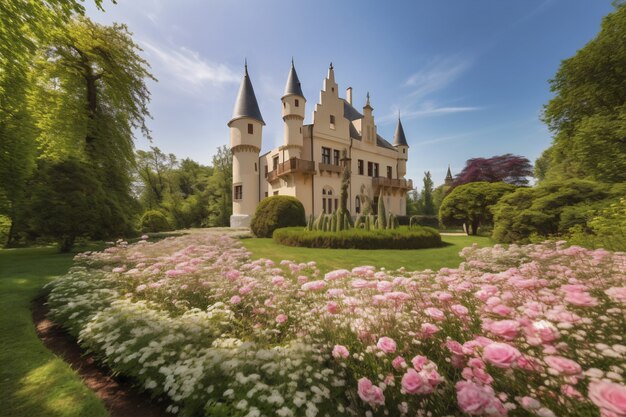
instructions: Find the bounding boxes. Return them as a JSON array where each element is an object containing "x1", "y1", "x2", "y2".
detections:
[
  {"x1": 393, "y1": 117, "x2": 409, "y2": 147},
  {"x1": 229, "y1": 62, "x2": 265, "y2": 126},
  {"x1": 282, "y1": 59, "x2": 304, "y2": 99},
  {"x1": 446, "y1": 165, "x2": 453, "y2": 180}
]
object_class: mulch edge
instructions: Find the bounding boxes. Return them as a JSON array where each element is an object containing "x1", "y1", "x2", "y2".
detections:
[{"x1": 31, "y1": 291, "x2": 171, "y2": 417}]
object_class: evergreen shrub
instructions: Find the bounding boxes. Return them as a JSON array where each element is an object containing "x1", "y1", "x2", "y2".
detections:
[
  {"x1": 250, "y1": 196, "x2": 306, "y2": 238},
  {"x1": 408, "y1": 215, "x2": 440, "y2": 228},
  {"x1": 273, "y1": 226, "x2": 442, "y2": 249},
  {"x1": 140, "y1": 210, "x2": 171, "y2": 233}
]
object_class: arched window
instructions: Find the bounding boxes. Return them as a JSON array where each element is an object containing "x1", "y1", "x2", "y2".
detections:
[{"x1": 355, "y1": 196, "x2": 361, "y2": 214}]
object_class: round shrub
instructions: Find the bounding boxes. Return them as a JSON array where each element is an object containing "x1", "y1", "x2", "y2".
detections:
[
  {"x1": 250, "y1": 196, "x2": 306, "y2": 238},
  {"x1": 273, "y1": 226, "x2": 442, "y2": 249},
  {"x1": 140, "y1": 210, "x2": 171, "y2": 233}
]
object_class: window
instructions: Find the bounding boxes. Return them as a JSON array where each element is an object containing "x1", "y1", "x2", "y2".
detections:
[
  {"x1": 403, "y1": 148, "x2": 406, "y2": 154},
  {"x1": 355, "y1": 196, "x2": 361, "y2": 214},
  {"x1": 273, "y1": 156, "x2": 279, "y2": 171},
  {"x1": 322, "y1": 147, "x2": 331, "y2": 164},
  {"x1": 387, "y1": 166, "x2": 392, "y2": 179},
  {"x1": 367, "y1": 161, "x2": 373, "y2": 177},
  {"x1": 330, "y1": 115, "x2": 335, "y2": 129},
  {"x1": 273, "y1": 191, "x2": 279, "y2": 196},
  {"x1": 295, "y1": 99, "x2": 299, "y2": 107},
  {"x1": 333, "y1": 149, "x2": 340, "y2": 165},
  {"x1": 248, "y1": 124, "x2": 253, "y2": 134},
  {"x1": 373, "y1": 163, "x2": 380, "y2": 178},
  {"x1": 358, "y1": 159, "x2": 364, "y2": 175},
  {"x1": 234, "y1": 185, "x2": 243, "y2": 200}
]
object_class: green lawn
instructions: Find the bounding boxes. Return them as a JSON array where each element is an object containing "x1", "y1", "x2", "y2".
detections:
[
  {"x1": 0, "y1": 246, "x2": 108, "y2": 417},
  {"x1": 241, "y1": 235, "x2": 493, "y2": 273}
]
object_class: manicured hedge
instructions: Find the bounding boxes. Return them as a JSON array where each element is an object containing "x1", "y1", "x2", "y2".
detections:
[
  {"x1": 273, "y1": 226, "x2": 442, "y2": 249},
  {"x1": 250, "y1": 196, "x2": 306, "y2": 238}
]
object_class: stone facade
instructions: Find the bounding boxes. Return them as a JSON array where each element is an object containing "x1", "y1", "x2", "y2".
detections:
[{"x1": 228, "y1": 62, "x2": 412, "y2": 227}]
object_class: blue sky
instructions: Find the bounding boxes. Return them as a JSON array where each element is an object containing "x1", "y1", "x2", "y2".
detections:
[{"x1": 86, "y1": 0, "x2": 614, "y2": 186}]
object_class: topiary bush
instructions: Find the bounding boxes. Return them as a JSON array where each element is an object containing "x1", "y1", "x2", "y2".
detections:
[
  {"x1": 140, "y1": 210, "x2": 171, "y2": 233},
  {"x1": 273, "y1": 226, "x2": 442, "y2": 249},
  {"x1": 250, "y1": 196, "x2": 306, "y2": 238}
]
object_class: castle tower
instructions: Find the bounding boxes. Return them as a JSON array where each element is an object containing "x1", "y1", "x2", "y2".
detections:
[
  {"x1": 393, "y1": 116, "x2": 409, "y2": 178},
  {"x1": 228, "y1": 62, "x2": 264, "y2": 227},
  {"x1": 445, "y1": 165, "x2": 454, "y2": 186},
  {"x1": 281, "y1": 59, "x2": 305, "y2": 159},
  {"x1": 362, "y1": 92, "x2": 376, "y2": 145}
]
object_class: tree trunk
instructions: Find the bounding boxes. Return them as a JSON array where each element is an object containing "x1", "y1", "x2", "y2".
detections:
[
  {"x1": 471, "y1": 220, "x2": 480, "y2": 235},
  {"x1": 6, "y1": 219, "x2": 16, "y2": 247}
]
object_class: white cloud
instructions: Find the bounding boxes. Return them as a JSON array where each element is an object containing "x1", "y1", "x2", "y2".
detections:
[
  {"x1": 140, "y1": 40, "x2": 239, "y2": 89},
  {"x1": 404, "y1": 56, "x2": 471, "y2": 99},
  {"x1": 379, "y1": 102, "x2": 482, "y2": 124}
]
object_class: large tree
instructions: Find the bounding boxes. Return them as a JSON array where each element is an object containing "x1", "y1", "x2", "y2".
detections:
[
  {"x1": 453, "y1": 154, "x2": 532, "y2": 187},
  {"x1": 206, "y1": 145, "x2": 233, "y2": 227},
  {"x1": 538, "y1": 4, "x2": 626, "y2": 183},
  {"x1": 420, "y1": 171, "x2": 435, "y2": 215},
  {"x1": 26, "y1": 17, "x2": 154, "y2": 237},
  {"x1": 439, "y1": 181, "x2": 516, "y2": 235}
]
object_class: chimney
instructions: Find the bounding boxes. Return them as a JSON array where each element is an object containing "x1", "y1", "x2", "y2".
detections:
[{"x1": 346, "y1": 87, "x2": 352, "y2": 105}]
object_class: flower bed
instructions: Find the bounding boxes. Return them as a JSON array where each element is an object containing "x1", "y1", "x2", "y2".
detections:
[
  {"x1": 273, "y1": 226, "x2": 442, "y2": 249},
  {"x1": 48, "y1": 234, "x2": 626, "y2": 417}
]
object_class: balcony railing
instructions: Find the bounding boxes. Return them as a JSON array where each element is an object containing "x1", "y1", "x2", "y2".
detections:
[
  {"x1": 267, "y1": 158, "x2": 316, "y2": 182},
  {"x1": 372, "y1": 177, "x2": 413, "y2": 190},
  {"x1": 318, "y1": 162, "x2": 342, "y2": 174}
]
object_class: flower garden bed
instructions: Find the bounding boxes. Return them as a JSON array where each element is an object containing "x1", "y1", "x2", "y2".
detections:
[
  {"x1": 47, "y1": 234, "x2": 626, "y2": 417},
  {"x1": 273, "y1": 226, "x2": 443, "y2": 249}
]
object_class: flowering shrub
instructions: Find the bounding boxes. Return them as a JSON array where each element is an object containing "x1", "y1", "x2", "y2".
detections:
[{"x1": 48, "y1": 234, "x2": 626, "y2": 416}]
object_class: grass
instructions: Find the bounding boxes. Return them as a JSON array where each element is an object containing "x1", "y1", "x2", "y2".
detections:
[
  {"x1": 0, "y1": 245, "x2": 108, "y2": 417},
  {"x1": 241, "y1": 234, "x2": 493, "y2": 273}
]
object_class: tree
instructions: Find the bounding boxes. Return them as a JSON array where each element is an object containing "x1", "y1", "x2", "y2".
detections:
[
  {"x1": 439, "y1": 182, "x2": 516, "y2": 235},
  {"x1": 432, "y1": 184, "x2": 451, "y2": 216},
  {"x1": 453, "y1": 154, "x2": 533, "y2": 187},
  {"x1": 539, "y1": 5, "x2": 626, "y2": 183},
  {"x1": 420, "y1": 171, "x2": 435, "y2": 215},
  {"x1": 135, "y1": 147, "x2": 178, "y2": 209},
  {"x1": 27, "y1": 17, "x2": 154, "y2": 236},
  {"x1": 26, "y1": 159, "x2": 109, "y2": 252},
  {"x1": 206, "y1": 145, "x2": 232, "y2": 227}
]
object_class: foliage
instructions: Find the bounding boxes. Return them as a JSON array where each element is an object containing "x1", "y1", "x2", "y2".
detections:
[
  {"x1": 539, "y1": 5, "x2": 626, "y2": 183},
  {"x1": 491, "y1": 179, "x2": 622, "y2": 243},
  {"x1": 452, "y1": 154, "x2": 533, "y2": 187},
  {"x1": 25, "y1": 159, "x2": 111, "y2": 252},
  {"x1": 205, "y1": 145, "x2": 233, "y2": 227},
  {"x1": 567, "y1": 198, "x2": 626, "y2": 251},
  {"x1": 250, "y1": 196, "x2": 306, "y2": 237},
  {"x1": 139, "y1": 210, "x2": 171, "y2": 233},
  {"x1": 420, "y1": 171, "x2": 436, "y2": 215},
  {"x1": 0, "y1": 246, "x2": 109, "y2": 417},
  {"x1": 273, "y1": 226, "x2": 442, "y2": 249},
  {"x1": 409, "y1": 215, "x2": 440, "y2": 229},
  {"x1": 439, "y1": 182, "x2": 516, "y2": 235},
  {"x1": 48, "y1": 234, "x2": 626, "y2": 417}
]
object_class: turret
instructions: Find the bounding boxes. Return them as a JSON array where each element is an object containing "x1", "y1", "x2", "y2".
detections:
[
  {"x1": 228, "y1": 62, "x2": 264, "y2": 227},
  {"x1": 445, "y1": 165, "x2": 454, "y2": 186},
  {"x1": 393, "y1": 116, "x2": 409, "y2": 178},
  {"x1": 281, "y1": 59, "x2": 305, "y2": 159},
  {"x1": 362, "y1": 92, "x2": 376, "y2": 145}
]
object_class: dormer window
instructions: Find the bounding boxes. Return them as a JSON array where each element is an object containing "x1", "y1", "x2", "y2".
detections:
[
  {"x1": 330, "y1": 115, "x2": 336, "y2": 130},
  {"x1": 248, "y1": 123, "x2": 253, "y2": 134},
  {"x1": 295, "y1": 99, "x2": 299, "y2": 107}
]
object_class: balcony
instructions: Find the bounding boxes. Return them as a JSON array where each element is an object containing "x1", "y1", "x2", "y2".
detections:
[
  {"x1": 267, "y1": 158, "x2": 316, "y2": 182},
  {"x1": 372, "y1": 177, "x2": 413, "y2": 190},
  {"x1": 318, "y1": 162, "x2": 342, "y2": 174}
]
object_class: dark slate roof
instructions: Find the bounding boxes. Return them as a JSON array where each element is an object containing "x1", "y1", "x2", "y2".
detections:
[
  {"x1": 282, "y1": 61, "x2": 304, "y2": 99},
  {"x1": 342, "y1": 99, "x2": 363, "y2": 121},
  {"x1": 392, "y1": 118, "x2": 409, "y2": 147},
  {"x1": 229, "y1": 65, "x2": 265, "y2": 125},
  {"x1": 377, "y1": 134, "x2": 396, "y2": 150},
  {"x1": 349, "y1": 123, "x2": 362, "y2": 140}
]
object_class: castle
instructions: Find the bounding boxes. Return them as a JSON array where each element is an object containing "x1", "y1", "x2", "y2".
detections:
[{"x1": 228, "y1": 61, "x2": 413, "y2": 227}]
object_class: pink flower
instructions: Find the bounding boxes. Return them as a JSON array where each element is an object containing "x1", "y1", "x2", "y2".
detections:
[
  {"x1": 239, "y1": 285, "x2": 254, "y2": 295},
  {"x1": 421, "y1": 323, "x2": 440, "y2": 337},
  {"x1": 491, "y1": 304, "x2": 512, "y2": 316},
  {"x1": 301, "y1": 280, "x2": 326, "y2": 291},
  {"x1": 451, "y1": 304, "x2": 469, "y2": 316},
  {"x1": 482, "y1": 342, "x2": 521, "y2": 368},
  {"x1": 605, "y1": 287, "x2": 626, "y2": 304},
  {"x1": 324, "y1": 269, "x2": 350, "y2": 281},
  {"x1": 588, "y1": 380, "x2": 626, "y2": 417},
  {"x1": 377, "y1": 280, "x2": 393, "y2": 292},
  {"x1": 275, "y1": 314, "x2": 288, "y2": 324},
  {"x1": 564, "y1": 291, "x2": 598, "y2": 307},
  {"x1": 525, "y1": 320, "x2": 560, "y2": 346},
  {"x1": 377, "y1": 337, "x2": 397, "y2": 353},
  {"x1": 112, "y1": 267, "x2": 126, "y2": 273},
  {"x1": 411, "y1": 355, "x2": 428, "y2": 370},
  {"x1": 392, "y1": 356, "x2": 406, "y2": 369},
  {"x1": 332, "y1": 345, "x2": 349, "y2": 359},
  {"x1": 425, "y1": 307, "x2": 445, "y2": 321},
  {"x1": 271, "y1": 275, "x2": 285, "y2": 286},
  {"x1": 357, "y1": 377, "x2": 385, "y2": 406},
  {"x1": 229, "y1": 295, "x2": 242, "y2": 304},
  {"x1": 544, "y1": 356, "x2": 582, "y2": 376},
  {"x1": 485, "y1": 320, "x2": 520, "y2": 341},
  {"x1": 456, "y1": 381, "x2": 497, "y2": 415},
  {"x1": 385, "y1": 291, "x2": 411, "y2": 302},
  {"x1": 401, "y1": 369, "x2": 432, "y2": 395},
  {"x1": 326, "y1": 301, "x2": 339, "y2": 314}
]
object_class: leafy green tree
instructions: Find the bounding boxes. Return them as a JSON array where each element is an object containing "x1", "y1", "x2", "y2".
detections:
[
  {"x1": 26, "y1": 159, "x2": 109, "y2": 252},
  {"x1": 439, "y1": 182, "x2": 515, "y2": 235},
  {"x1": 492, "y1": 179, "x2": 623, "y2": 243},
  {"x1": 432, "y1": 184, "x2": 450, "y2": 215},
  {"x1": 206, "y1": 145, "x2": 232, "y2": 227},
  {"x1": 540, "y1": 5, "x2": 626, "y2": 183},
  {"x1": 420, "y1": 171, "x2": 435, "y2": 215},
  {"x1": 135, "y1": 147, "x2": 178, "y2": 209},
  {"x1": 406, "y1": 189, "x2": 420, "y2": 216}
]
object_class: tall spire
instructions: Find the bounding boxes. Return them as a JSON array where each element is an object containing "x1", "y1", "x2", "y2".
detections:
[
  {"x1": 393, "y1": 117, "x2": 408, "y2": 147},
  {"x1": 445, "y1": 165, "x2": 453, "y2": 185},
  {"x1": 229, "y1": 61, "x2": 265, "y2": 126},
  {"x1": 282, "y1": 59, "x2": 304, "y2": 99}
]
